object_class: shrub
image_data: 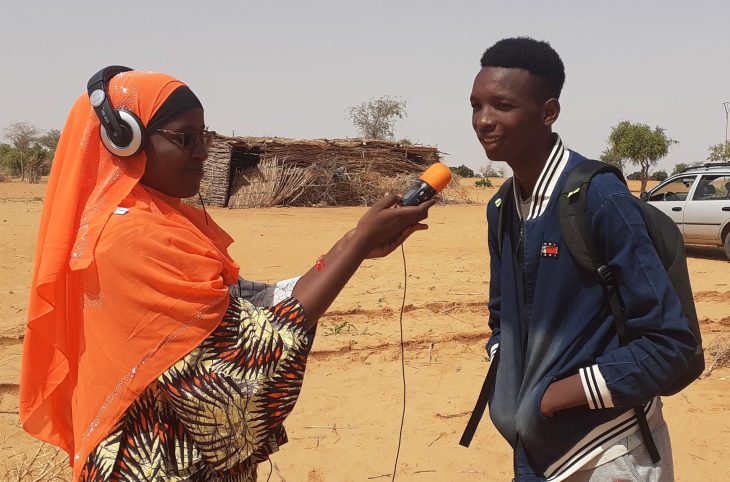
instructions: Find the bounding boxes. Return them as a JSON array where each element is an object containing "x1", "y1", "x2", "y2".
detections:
[
  {"x1": 671, "y1": 163, "x2": 689, "y2": 175},
  {"x1": 0, "y1": 167, "x2": 12, "y2": 182},
  {"x1": 450, "y1": 164, "x2": 475, "y2": 178},
  {"x1": 475, "y1": 178, "x2": 493, "y2": 187},
  {"x1": 650, "y1": 170, "x2": 668, "y2": 181}
]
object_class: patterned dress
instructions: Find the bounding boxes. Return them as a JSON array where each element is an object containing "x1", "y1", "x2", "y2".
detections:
[{"x1": 81, "y1": 278, "x2": 312, "y2": 481}]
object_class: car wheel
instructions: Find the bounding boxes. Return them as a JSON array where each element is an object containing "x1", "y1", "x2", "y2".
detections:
[{"x1": 725, "y1": 233, "x2": 730, "y2": 261}]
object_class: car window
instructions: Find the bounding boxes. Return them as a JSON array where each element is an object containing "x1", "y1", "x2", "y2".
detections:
[
  {"x1": 692, "y1": 174, "x2": 730, "y2": 200},
  {"x1": 649, "y1": 175, "x2": 696, "y2": 201}
]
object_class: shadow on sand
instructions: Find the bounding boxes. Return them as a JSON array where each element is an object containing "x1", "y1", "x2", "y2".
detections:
[{"x1": 685, "y1": 245, "x2": 728, "y2": 261}]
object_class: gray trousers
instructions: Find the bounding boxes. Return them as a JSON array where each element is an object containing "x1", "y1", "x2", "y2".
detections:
[{"x1": 564, "y1": 421, "x2": 674, "y2": 482}]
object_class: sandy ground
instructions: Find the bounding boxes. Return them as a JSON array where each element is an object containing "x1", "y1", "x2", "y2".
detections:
[{"x1": 1, "y1": 178, "x2": 729, "y2": 481}]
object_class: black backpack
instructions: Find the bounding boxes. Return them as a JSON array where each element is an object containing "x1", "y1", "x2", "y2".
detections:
[{"x1": 460, "y1": 159, "x2": 704, "y2": 463}]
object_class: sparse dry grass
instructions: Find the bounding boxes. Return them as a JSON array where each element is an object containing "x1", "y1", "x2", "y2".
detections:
[
  {"x1": 361, "y1": 170, "x2": 474, "y2": 206},
  {"x1": 0, "y1": 425, "x2": 70, "y2": 482},
  {"x1": 440, "y1": 176, "x2": 474, "y2": 204},
  {"x1": 705, "y1": 335, "x2": 730, "y2": 376}
]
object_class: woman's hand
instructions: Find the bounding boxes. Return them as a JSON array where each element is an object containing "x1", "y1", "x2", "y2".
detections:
[
  {"x1": 293, "y1": 193, "x2": 435, "y2": 329},
  {"x1": 349, "y1": 193, "x2": 436, "y2": 259}
]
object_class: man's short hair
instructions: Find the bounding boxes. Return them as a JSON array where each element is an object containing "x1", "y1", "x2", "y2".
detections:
[{"x1": 480, "y1": 37, "x2": 565, "y2": 100}]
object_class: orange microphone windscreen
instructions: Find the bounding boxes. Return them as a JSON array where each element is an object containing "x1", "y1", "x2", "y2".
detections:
[{"x1": 420, "y1": 162, "x2": 452, "y2": 193}]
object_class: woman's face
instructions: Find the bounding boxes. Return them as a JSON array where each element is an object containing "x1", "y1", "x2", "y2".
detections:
[{"x1": 141, "y1": 107, "x2": 208, "y2": 198}]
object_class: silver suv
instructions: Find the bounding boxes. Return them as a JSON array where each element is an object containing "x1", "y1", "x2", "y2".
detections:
[{"x1": 640, "y1": 163, "x2": 730, "y2": 260}]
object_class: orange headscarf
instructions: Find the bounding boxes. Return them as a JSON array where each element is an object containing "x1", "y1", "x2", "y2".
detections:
[{"x1": 19, "y1": 71, "x2": 239, "y2": 480}]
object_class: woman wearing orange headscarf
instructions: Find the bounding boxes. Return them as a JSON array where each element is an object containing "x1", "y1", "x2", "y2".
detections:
[{"x1": 20, "y1": 67, "x2": 434, "y2": 481}]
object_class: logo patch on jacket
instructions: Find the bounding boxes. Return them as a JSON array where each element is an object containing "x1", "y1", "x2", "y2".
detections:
[{"x1": 541, "y1": 242, "x2": 559, "y2": 258}]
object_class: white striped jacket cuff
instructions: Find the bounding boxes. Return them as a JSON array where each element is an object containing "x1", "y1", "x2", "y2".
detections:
[
  {"x1": 488, "y1": 343, "x2": 499, "y2": 361},
  {"x1": 579, "y1": 364, "x2": 614, "y2": 409}
]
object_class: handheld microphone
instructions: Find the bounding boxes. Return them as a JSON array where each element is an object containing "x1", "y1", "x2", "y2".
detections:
[{"x1": 401, "y1": 162, "x2": 452, "y2": 206}]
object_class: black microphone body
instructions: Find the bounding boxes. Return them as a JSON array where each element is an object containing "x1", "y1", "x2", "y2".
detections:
[{"x1": 401, "y1": 180, "x2": 438, "y2": 206}]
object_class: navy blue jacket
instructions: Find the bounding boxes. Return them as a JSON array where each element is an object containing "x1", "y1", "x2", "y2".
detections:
[{"x1": 485, "y1": 143, "x2": 696, "y2": 481}]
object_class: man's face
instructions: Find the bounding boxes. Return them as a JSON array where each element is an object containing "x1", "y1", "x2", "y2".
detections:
[{"x1": 470, "y1": 67, "x2": 551, "y2": 165}]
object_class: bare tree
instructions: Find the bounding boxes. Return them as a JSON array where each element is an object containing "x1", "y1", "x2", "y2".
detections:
[
  {"x1": 478, "y1": 162, "x2": 505, "y2": 178},
  {"x1": 4, "y1": 122, "x2": 39, "y2": 182},
  {"x1": 2, "y1": 123, "x2": 58, "y2": 182},
  {"x1": 346, "y1": 96, "x2": 407, "y2": 140}
]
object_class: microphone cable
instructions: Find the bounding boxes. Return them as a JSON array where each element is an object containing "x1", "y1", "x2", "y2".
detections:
[
  {"x1": 198, "y1": 191, "x2": 209, "y2": 225},
  {"x1": 391, "y1": 243, "x2": 408, "y2": 481}
]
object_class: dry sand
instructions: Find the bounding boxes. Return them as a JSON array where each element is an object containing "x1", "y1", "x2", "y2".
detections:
[{"x1": 1, "y1": 178, "x2": 728, "y2": 481}]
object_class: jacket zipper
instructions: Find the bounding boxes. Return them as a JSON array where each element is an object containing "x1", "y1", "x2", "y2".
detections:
[
  {"x1": 512, "y1": 191, "x2": 529, "y2": 480},
  {"x1": 519, "y1": 221, "x2": 526, "y2": 274},
  {"x1": 515, "y1": 220, "x2": 528, "y2": 480},
  {"x1": 518, "y1": 220, "x2": 529, "y2": 359}
]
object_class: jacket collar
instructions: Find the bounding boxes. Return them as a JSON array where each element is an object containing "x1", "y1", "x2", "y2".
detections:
[{"x1": 513, "y1": 134, "x2": 570, "y2": 221}]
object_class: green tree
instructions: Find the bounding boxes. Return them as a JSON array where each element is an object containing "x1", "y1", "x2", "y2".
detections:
[
  {"x1": 599, "y1": 147, "x2": 625, "y2": 172},
  {"x1": 604, "y1": 121, "x2": 677, "y2": 194},
  {"x1": 26, "y1": 144, "x2": 53, "y2": 182},
  {"x1": 707, "y1": 141, "x2": 730, "y2": 162},
  {"x1": 672, "y1": 161, "x2": 708, "y2": 175},
  {"x1": 0, "y1": 143, "x2": 14, "y2": 167},
  {"x1": 37, "y1": 128, "x2": 61, "y2": 176},
  {"x1": 346, "y1": 96, "x2": 407, "y2": 140},
  {"x1": 671, "y1": 163, "x2": 689, "y2": 175},
  {"x1": 650, "y1": 170, "x2": 668, "y2": 181},
  {"x1": 450, "y1": 164, "x2": 475, "y2": 178},
  {"x1": 39, "y1": 129, "x2": 61, "y2": 151},
  {"x1": 0, "y1": 143, "x2": 17, "y2": 179}
]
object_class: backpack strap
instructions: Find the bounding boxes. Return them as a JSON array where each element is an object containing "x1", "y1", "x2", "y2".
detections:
[
  {"x1": 558, "y1": 160, "x2": 624, "y2": 272},
  {"x1": 558, "y1": 160, "x2": 660, "y2": 464},
  {"x1": 559, "y1": 160, "x2": 632, "y2": 339},
  {"x1": 460, "y1": 179, "x2": 513, "y2": 448},
  {"x1": 459, "y1": 350, "x2": 499, "y2": 447}
]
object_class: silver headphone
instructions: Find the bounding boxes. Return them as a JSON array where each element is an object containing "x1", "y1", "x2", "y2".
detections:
[{"x1": 87, "y1": 66, "x2": 145, "y2": 157}]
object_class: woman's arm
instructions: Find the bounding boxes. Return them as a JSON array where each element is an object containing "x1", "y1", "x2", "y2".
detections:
[{"x1": 293, "y1": 194, "x2": 434, "y2": 330}]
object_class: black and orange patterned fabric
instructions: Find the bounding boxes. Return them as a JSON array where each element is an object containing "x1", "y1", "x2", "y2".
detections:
[{"x1": 80, "y1": 294, "x2": 311, "y2": 482}]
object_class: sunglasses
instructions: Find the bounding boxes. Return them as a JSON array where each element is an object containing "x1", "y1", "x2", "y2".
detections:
[{"x1": 154, "y1": 128, "x2": 215, "y2": 150}]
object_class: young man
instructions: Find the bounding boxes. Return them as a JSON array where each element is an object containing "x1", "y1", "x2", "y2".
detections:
[{"x1": 470, "y1": 37, "x2": 696, "y2": 481}]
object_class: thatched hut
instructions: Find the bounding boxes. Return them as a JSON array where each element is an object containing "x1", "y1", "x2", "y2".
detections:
[{"x1": 198, "y1": 135, "x2": 444, "y2": 208}]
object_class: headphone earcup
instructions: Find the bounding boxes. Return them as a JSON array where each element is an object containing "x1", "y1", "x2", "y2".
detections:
[{"x1": 99, "y1": 109, "x2": 145, "y2": 157}]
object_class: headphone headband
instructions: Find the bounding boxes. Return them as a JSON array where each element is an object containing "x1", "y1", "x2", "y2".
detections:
[{"x1": 86, "y1": 65, "x2": 132, "y2": 93}]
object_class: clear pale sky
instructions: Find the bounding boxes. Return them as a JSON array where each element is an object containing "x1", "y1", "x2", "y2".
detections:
[{"x1": 1, "y1": 0, "x2": 728, "y2": 173}]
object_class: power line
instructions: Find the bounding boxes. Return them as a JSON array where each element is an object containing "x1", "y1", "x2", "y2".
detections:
[{"x1": 723, "y1": 102, "x2": 729, "y2": 146}]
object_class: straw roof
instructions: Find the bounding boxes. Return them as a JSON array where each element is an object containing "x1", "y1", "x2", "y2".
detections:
[{"x1": 199, "y1": 135, "x2": 453, "y2": 208}]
